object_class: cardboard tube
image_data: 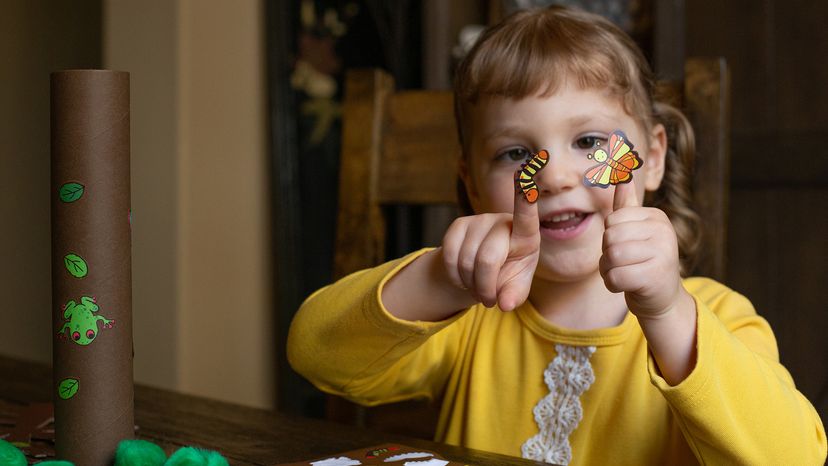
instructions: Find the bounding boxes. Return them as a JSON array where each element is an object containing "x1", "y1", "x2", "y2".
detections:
[{"x1": 51, "y1": 70, "x2": 133, "y2": 465}]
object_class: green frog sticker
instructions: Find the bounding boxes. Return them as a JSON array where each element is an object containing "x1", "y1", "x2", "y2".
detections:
[{"x1": 57, "y1": 296, "x2": 115, "y2": 345}]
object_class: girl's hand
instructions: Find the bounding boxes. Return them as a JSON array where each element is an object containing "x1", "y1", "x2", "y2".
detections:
[
  {"x1": 441, "y1": 186, "x2": 540, "y2": 311},
  {"x1": 599, "y1": 182, "x2": 688, "y2": 319},
  {"x1": 602, "y1": 182, "x2": 698, "y2": 384}
]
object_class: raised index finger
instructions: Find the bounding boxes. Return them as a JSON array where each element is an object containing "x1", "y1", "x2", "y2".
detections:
[
  {"x1": 512, "y1": 153, "x2": 543, "y2": 243},
  {"x1": 512, "y1": 181, "x2": 540, "y2": 241}
]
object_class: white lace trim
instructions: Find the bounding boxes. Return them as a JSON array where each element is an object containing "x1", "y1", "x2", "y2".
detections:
[{"x1": 521, "y1": 344, "x2": 596, "y2": 465}]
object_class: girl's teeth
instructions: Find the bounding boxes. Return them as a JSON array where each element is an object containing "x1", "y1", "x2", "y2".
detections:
[
  {"x1": 551, "y1": 212, "x2": 579, "y2": 222},
  {"x1": 541, "y1": 212, "x2": 588, "y2": 233}
]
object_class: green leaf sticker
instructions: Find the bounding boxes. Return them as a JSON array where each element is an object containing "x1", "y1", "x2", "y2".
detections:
[
  {"x1": 64, "y1": 253, "x2": 88, "y2": 278},
  {"x1": 58, "y1": 378, "x2": 79, "y2": 400},
  {"x1": 59, "y1": 182, "x2": 85, "y2": 203}
]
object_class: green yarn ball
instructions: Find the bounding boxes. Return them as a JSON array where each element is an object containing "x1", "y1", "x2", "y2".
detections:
[
  {"x1": 115, "y1": 439, "x2": 168, "y2": 466},
  {"x1": 0, "y1": 437, "x2": 227, "y2": 466},
  {"x1": 165, "y1": 447, "x2": 229, "y2": 466},
  {"x1": 0, "y1": 439, "x2": 26, "y2": 466}
]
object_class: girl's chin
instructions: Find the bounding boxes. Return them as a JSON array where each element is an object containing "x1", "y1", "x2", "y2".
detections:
[{"x1": 534, "y1": 253, "x2": 601, "y2": 283}]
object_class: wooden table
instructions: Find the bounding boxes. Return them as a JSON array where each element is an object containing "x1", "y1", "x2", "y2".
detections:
[{"x1": 0, "y1": 355, "x2": 548, "y2": 465}]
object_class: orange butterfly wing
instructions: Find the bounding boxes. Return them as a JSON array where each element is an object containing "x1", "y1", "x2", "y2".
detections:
[
  {"x1": 608, "y1": 131, "x2": 642, "y2": 185},
  {"x1": 612, "y1": 152, "x2": 642, "y2": 183},
  {"x1": 584, "y1": 163, "x2": 613, "y2": 188},
  {"x1": 608, "y1": 132, "x2": 631, "y2": 160},
  {"x1": 607, "y1": 132, "x2": 624, "y2": 156}
]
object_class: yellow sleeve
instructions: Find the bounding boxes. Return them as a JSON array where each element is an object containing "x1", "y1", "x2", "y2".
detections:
[
  {"x1": 287, "y1": 248, "x2": 469, "y2": 406},
  {"x1": 649, "y1": 278, "x2": 827, "y2": 464}
]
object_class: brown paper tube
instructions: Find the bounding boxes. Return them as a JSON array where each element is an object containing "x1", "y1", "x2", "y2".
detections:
[{"x1": 51, "y1": 70, "x2": 133, "y2": 465}]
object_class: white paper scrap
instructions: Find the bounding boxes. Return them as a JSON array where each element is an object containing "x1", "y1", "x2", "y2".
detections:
[
  {"x1": 311, "y1": 457, "x2": 362, "y2": 466},
  {"x1": 403, "y1": 460, "x2": 448, "y2": 466}
]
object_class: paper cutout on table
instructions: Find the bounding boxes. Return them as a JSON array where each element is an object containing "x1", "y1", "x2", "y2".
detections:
[
  {"x1": 516, "y1": 149, "x2": 549, "y2": 203},
  {"x1": 57, "y1": 296, "x2": 115, "y2": 346},
  {"x1": 63, "y1": 253, "x2": 88, "y2": 278},
  {"x1": 59, "y1": 182, "x2": 85, "y2": 203},
  {"x1": 276, "y1": 444, "x2": 469, "y2": 466},
  {"x1": 403, "y1": 460, "x2": 448, "y2": 466},
  {"x1": 384, "y1": 452, "x2": 433, "y2": 462},
  {"x1": 57, "y1": 378, "x2": 79, "y2": 400},
  {"x1": 0, "y1": 401, "x2": 55, "y2": 460},
  {"x1": 1, "y1": 401, "x2": 141, "y2": 462},
  {"x1": 366, "y1": 446, "x2": 400, "y2": 459},
  {"x1": 583, "y1": 130, "x2": 642, "y2": 188},
  {"x1": 311, "y1": 457, "x2": 362, "y2": 466}
]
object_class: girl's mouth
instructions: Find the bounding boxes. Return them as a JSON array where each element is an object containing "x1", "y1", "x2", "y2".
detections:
[{"x1": 539, "y1": 211, "x2": 592, "y2": 240}]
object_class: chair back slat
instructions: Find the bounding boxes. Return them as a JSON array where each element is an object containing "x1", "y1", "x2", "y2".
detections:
[
  {"x1": 378, "y1": 91, "x2": 460, "y2": 204},
  {"x1": 334, "y1": 69, "x2": 393, "y2": 279}
]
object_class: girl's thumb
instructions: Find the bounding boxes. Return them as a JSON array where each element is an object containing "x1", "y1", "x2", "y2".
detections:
[{"x1": 613, "y1": 181, "x2": 640, "y2": 211}]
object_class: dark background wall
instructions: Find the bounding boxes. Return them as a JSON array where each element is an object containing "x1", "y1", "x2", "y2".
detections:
[{"x1": 687, "y1": 0, "x2": 828, "y2": 422}]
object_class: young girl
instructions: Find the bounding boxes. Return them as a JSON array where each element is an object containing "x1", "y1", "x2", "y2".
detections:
[{"x1": 288, "y1": 6, "x2": 826, "y2": 465}]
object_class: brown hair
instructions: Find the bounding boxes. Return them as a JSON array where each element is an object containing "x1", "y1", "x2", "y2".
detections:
[{"x1": 453, "y1": 6, "x2": 701, "y2": 274}]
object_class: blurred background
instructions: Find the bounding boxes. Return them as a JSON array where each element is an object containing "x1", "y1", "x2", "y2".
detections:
[{"x1": 1, "y1": 0, "x2": 825, "y2": 427}]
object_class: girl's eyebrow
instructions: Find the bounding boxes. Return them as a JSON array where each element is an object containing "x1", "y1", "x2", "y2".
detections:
[
  {"x1": 566, "y1": 113, "x2": 619, "y2": 133},
  {"x1": 566, "y1": 114, "x2": 593, "y2": 127},
  {"x1": 482, "y1": 125, "x2": 526, "y2": 142},
  {"x1": 480, "y1": 111, "x2": 614, "y2": 142}
]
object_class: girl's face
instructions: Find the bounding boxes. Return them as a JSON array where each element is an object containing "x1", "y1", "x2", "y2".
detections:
[{"x1": 461, "y1": 82, "x2": 667, "y2": 283}]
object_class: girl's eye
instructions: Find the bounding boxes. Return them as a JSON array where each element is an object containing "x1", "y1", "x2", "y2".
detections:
[
  {"x1": 575, "y1": 136, "x2": 604, "y2": 149},
  {"x1": 498, "y1": 148, "x2": 532, "y2": 162}
]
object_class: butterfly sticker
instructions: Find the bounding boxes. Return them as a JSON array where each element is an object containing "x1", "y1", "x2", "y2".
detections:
[
  {"x1": 515, "y1": 150, "x2": 549, "y2": 203},
  {"x1": 583, "y1": 130, "x2": 643, "y2": 188}
]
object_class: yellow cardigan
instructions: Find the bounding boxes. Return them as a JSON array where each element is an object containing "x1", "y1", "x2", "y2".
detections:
[{"x1": 288, "y1": 250, "x2": 826, "y2": 465}]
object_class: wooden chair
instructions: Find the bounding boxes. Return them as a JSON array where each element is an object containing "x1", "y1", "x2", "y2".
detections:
[{"x1": 329, "y1": 59, "x2": 730, "y2": 437}]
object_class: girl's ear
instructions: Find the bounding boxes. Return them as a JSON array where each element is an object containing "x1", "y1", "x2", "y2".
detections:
[{"x1": 643, "y1": 123, "x2": 667, "y2": 191}]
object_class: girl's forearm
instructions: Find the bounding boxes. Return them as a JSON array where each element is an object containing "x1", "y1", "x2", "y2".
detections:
[
  {"x1": 381, "y1": 248, "x2": 478, "y2": 322},
  {"x1": 637, "y1": 289, "x2": 698, "y2": 385}
]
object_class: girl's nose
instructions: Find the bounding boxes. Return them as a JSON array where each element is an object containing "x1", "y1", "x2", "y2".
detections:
[{"x1": 535, "y1": 149, "x2": 581, "y2": 196}]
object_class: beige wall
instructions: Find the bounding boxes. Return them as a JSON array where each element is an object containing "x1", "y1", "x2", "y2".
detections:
[
  {"x1": 103, "y1": 0, "x2": 181, "y2": 391},
  {"x1": 176, "y1": 0, "x2": 273, "y2": 408},
  {"x1": 0, "y1": 0, "x2": 101, "y2": 363},
  {"x1": 1, "y1": 0, "x2": 272, "y2": 409},
  {"x1": 104, "y1": 0, "x2": 274, "y2": 408}
]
